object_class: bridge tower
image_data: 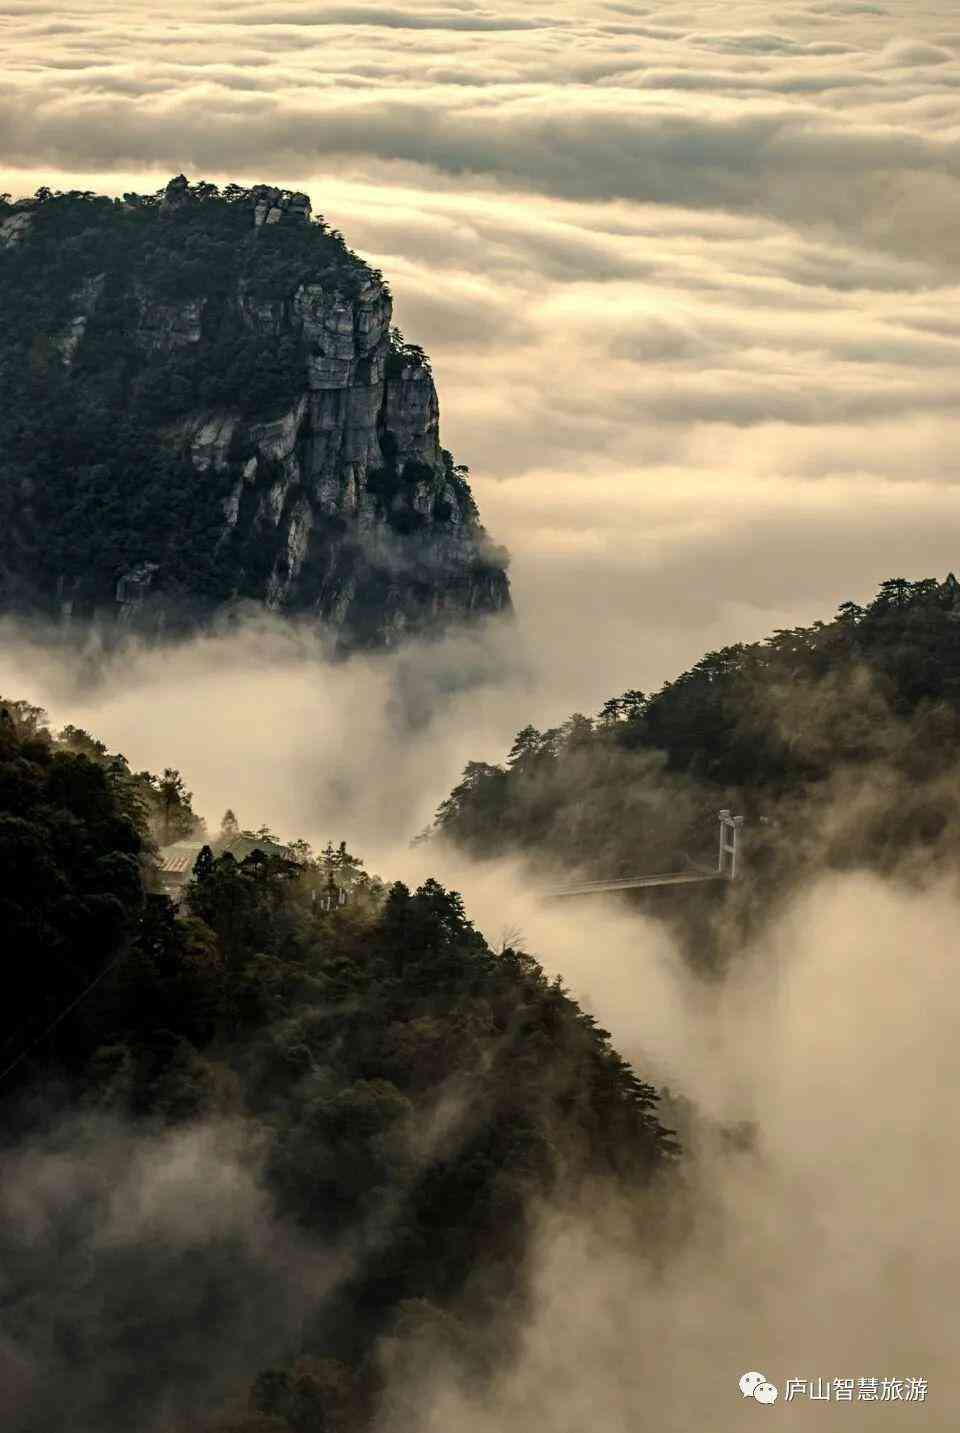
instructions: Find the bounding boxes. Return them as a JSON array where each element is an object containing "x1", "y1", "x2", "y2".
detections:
[{"x1": 717, "y1": 810, "x2": 744, "y2": 879}]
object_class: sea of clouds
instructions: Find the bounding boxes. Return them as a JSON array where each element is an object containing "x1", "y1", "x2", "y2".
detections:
[
  {"x1": 4, "y1": 0, "x2": 960, "y2": 709},
  {"x1": 3, "y1": 2, "x2": 960, "y2": 1426}
]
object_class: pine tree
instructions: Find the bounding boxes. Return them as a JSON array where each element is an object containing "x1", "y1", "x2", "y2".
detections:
[
  {"x1": 506, "y1": 725, "x2": 543, "y2": 773},
  {"x1": 156, "y1": 769, "x2": 196, "y2": 845},
  {"x1": 192, "y1": 844, "x2": 214, "y2": 882}
]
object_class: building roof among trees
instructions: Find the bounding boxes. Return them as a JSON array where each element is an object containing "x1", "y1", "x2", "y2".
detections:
[{"x1": 158, "y1": 832, "x2": 300, "y2": 875}]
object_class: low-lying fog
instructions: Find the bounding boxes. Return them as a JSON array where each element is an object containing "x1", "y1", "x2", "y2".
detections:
[{"x1": 2, "y1": 610, "x2": 957, "y2": 1428}]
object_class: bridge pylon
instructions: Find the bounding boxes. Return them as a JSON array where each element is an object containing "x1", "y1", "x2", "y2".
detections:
[
  {"x1": 541, "y1": 812, "x2": 746, "y2": 899},
  {"x1": 717, "y1": 810, "x2": 744, "y2": 879}
]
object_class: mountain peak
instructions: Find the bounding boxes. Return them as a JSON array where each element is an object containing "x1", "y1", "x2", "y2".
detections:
[{"x1": 0, "y1": 181, "x2": 510, "y2": 648}]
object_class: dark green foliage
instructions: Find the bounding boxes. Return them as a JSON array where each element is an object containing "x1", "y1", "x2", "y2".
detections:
[
  {"x1": 400, "y1": 460, "x2": 434, "y2": 486},
  {"x1": 0, "y1": 185, "x2": 373, "y2": 616},
  {"x1": 629, "y1": 574, "x2": 960, "y2": 784},
  {"x1": 0, "y1": 702, "x2": 674, "y2": 1433},
  {"x1": 364, "y1": 465, "x2": 398, "y2": 508},
  {"x1": 388, "y1": 508, "x2": 427, "y2": 536},
  {"x1": 0, "y1": 706, "x2": 144, "y2": 1077},
  {"x1": 384, "y1": 326, "x2": 432, "y2": 381},
  {"x1": 1, "y1": 183, "x2": 509, "y2": 647},
  {"x1": 438, "y1": 447, "x2": 480, "y2": 525},
  {"x1": 153, "y1": 766, "x2": 202, "y2": 845},
  {"x1": 432, "y1": 574, "x2": 960, "y2": 883},
  {"x1": 364, "y1": 431, "x2": 436, "y2": 534},
  {"x1": 58, "y1": 722, "x2": 204, "y2": 847}
]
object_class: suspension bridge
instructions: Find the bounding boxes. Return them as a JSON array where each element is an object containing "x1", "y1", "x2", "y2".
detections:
[
  {"x1": 543, "y1": 810, "x2": 744, "y2": 899},
  {"x1": 0, "y1": 811, "x2": 747, "y2": 1091}
]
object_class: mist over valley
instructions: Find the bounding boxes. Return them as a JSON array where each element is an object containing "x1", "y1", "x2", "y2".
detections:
[{"x1": 3, "y1": 1, "x2": 960, "y2": 1428}]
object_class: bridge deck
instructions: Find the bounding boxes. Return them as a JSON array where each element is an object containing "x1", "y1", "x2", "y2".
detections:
[{"x1": 544, "y1": 870, "x2": 725, "y2": 898}]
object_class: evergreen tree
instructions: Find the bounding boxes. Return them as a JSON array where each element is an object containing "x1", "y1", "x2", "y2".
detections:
[
  {"x1": 507, "y1": 725, "x2": 544, "y2": 773},
  {"x1": 0, "y1": 700, "x2": 678, "y2": 1433},
  {"x1": 193, "y1": 844, "x2": 215, "y2": 882},
  {"x1": 154, "y1": 768, "x2": 199, "y2": 845}
]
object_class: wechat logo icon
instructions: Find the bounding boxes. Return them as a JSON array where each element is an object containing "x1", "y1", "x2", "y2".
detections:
[{"x1": 740, "y1": 1372, "x2": 779, "y2": 1405}]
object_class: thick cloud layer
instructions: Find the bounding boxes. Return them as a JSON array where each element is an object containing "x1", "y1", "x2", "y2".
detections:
[
  {"x1": 0, "y1": 1117, "x2": 344, "y2": 1431},
  {"x1": 368, "y1": 864, "x2": 960, "y2": 1430},
  {"x1": 4, "y1": 1, "x2": 960, "y2": 717},
  {"x1": 4, "y1": 8, "x2": 960, "y2": 1426}
]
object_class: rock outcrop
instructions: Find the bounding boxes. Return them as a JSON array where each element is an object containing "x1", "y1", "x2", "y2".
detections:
[
  {"x1": 0, "y1": 177, "x2": 511, "y2": 648},
  {"x1": 0, "y1": 208, "x2": 32, "y2": 249}
]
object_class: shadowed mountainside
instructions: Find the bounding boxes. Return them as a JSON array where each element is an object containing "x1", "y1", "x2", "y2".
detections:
[
  {"x1": 0, "y1": 699, "x2": 672, "y2": 1433},
  {"x1": 430, "y1": 574, "x2": 960, "y2": 908},
  {"x1": 0, "y1": 178, "x2": 511, "y2": 648}
]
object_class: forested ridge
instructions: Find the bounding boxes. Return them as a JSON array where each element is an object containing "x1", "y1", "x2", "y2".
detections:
[
  {"x1": 8, "y1": 574, "x2": 958, "y2": 1428},
  {"x1": 0, "y1": 181, "x2": 507, "y2": 640},
  {"x1": 0, "y1": 184, "x2": 368, "y2": 611},
  {"x1": 431, "y1": 575, "x2": 960, "y2": 891},
  {"x1": 0, "y1": 698, "x2": 676, "y2": 1433}
]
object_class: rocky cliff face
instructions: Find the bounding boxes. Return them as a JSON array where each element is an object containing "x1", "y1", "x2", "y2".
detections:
[{"x1": 0, "y1": 177, "x2": 511, "y2": 647}]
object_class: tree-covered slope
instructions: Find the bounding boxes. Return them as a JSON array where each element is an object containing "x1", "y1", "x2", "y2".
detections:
[
  {"x1": 0, "y1": 179, "x2": 510, "y2": 646},
  {"x1": 431, "y1": 575, "x2": 960, "y2": 889},
  {"x1": 0, "y1": 701, "x2": 673, "y2": 1433}
]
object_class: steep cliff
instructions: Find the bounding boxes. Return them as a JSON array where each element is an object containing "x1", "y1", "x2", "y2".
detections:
[{"x1": 0, "y1": 177, "x2": 511, "y2": 646}]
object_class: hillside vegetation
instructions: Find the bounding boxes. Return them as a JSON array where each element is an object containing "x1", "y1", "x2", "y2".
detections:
[
  {"x1": 0, "y1": 699, "x2": 674, "y2": 1433},
  {"x1": 0, "y1": 186, "x2": 369, "y2": 608},
  {"x1": 0, "y1": 182, "x2": 509, "y2": 641},
  {"x1": 432, "y1": 576, "x2": 960, "y2": 890}
]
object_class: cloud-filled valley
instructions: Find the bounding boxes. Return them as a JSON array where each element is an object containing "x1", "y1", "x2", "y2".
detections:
[
  {"x1": 7, "y1": 1, "x2": 959, "y2": 726},
  {"x1": 4, "y1": 5, "x2": 960, "y2": 1428}
]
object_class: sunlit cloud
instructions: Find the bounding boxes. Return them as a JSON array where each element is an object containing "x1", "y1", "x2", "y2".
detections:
[{"x1": 3, "y1": 0, "x2": 960, "y2": 745}]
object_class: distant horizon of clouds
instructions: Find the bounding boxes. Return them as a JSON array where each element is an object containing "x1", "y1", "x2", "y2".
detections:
[{"x1": 4, "y1": 0, "x2": 960, "y2": 720}]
